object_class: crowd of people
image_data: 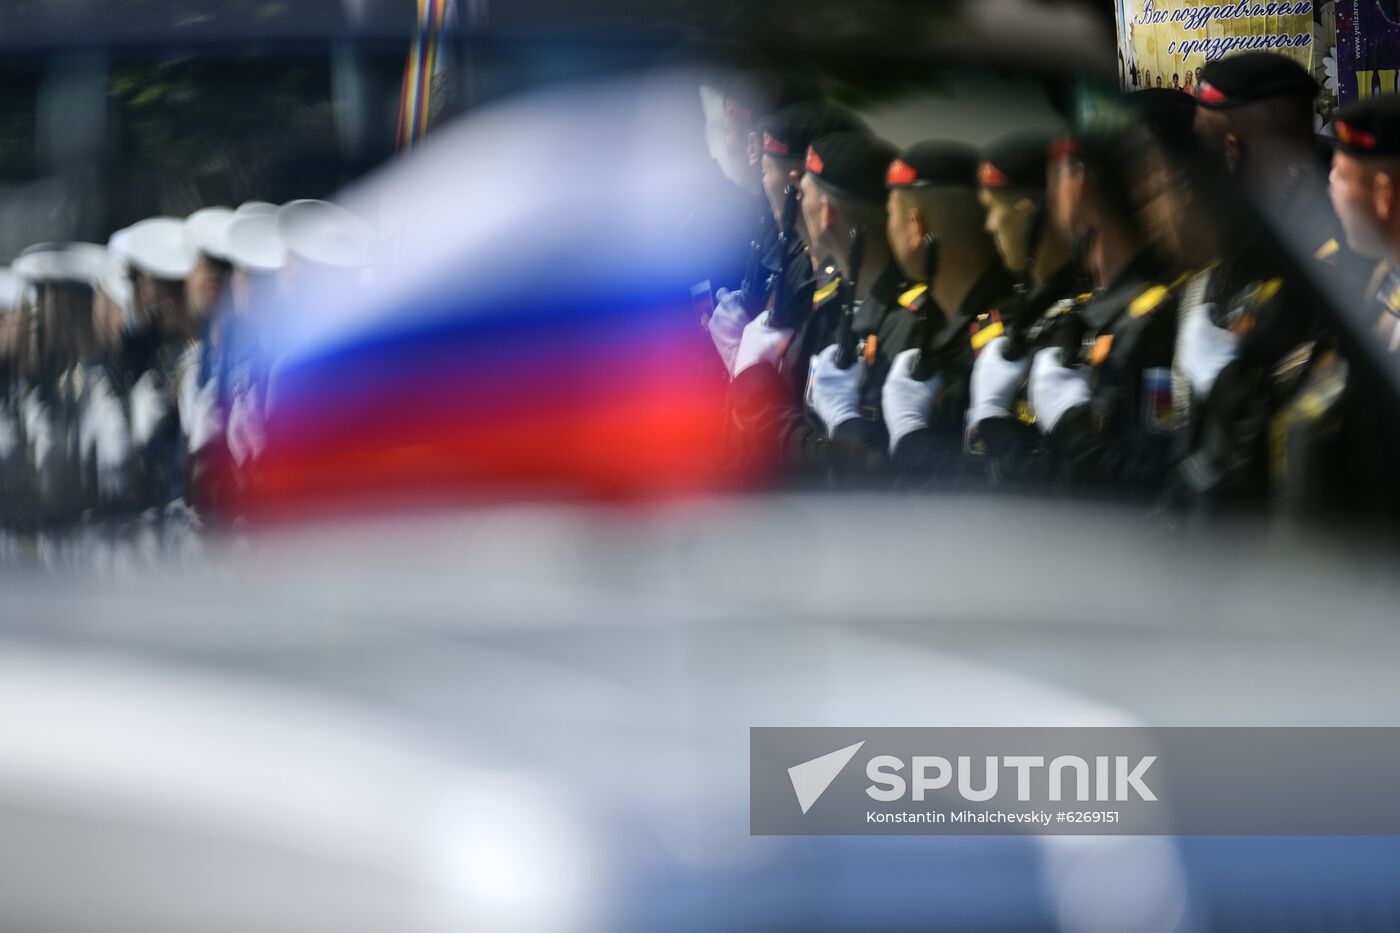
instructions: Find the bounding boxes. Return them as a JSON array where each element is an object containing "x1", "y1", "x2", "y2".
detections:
[
  {"x1": 699, "y1": 52, "x2": 1400, "y2": 534},
  {"x1": 5, "y1": 49, "x2": 1400, "y2": 570},
  {"x1": 0, "y1": 198, "x2": 373, "y2": 566}
]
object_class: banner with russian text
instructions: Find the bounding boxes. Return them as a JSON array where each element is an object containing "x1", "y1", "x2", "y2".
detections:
[{"x1": 1114, "y1": 1, "x2": 1337, "y2": 118}]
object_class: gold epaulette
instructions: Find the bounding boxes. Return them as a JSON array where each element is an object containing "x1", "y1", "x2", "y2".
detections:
[
  {"x1": 1365, "y1": 261, "x2": 1393, "y2": 312},
  {"x1": 969, "y1": 311, "x2": 1005, "y2": 352},
  {"x1": 1128, "y1": 284, "x2": 1171, "y2": 319},
  {"x1": 1255, "y1": 277, "x2": 1284, "y2": 306},
  {"x1": 897, "y1": 283, "x2": 928, "y2": 311},
  {"x1": 813, "y1": 278, "x2": 842, "y2": 305},
  {"x1": 1379, "y1": 267, "x2": 1400, "y2": 315}
]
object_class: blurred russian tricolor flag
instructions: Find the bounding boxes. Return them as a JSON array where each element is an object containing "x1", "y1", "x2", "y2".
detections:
[{"x1": 233, "y1": 72, "x2": 769, "y2": 517}]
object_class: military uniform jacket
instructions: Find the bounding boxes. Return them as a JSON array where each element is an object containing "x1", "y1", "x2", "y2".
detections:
[
  {"x1": 1170, "y1": 228, "x2": 1366, "y2": 518},
  {"x1": 738, "y1": 211, "x2": 782, "y2": 317},
  {"x1": 822, "y1": 260, "x2": 920, "y2": 485},
  {"x1": 1045, "y1": 252, "x2": 1180, "y2": 500},
  {"x1": 967, "y1": 258, "x2": 1092, "y2": 490},
  {"x1": 725, "y1": 257, "x2": 840, "y2": 484},
  {"x1": 1262, "y1": 253, "x2": 1400, "y2": 527},
  {"x1": 885, "y1": 263, "x2": 1021, "y2": 488}
]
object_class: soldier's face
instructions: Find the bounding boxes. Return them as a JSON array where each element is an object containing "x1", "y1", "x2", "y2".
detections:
[
  {"x1": 136, "y1": 273, "x2": 192, "y2": 337},
  {"x1": 38, "y1": 285, "x2": 95, "y2": 362},
  {"x1": 1135, "y1": 148, "x2": 1195, "y2": 264},
  {"x1": 798, "y1": 173, "x2": 828, "y2": 252},
  {"x1": 885, "y1": 190, "x2": 922, "y2": 280},
  {"x1": 93, "y1": 291, "x2": 127, "y2": 350},
  {"x1": 1330, "y1": 152, "x2": 1392, "y2": 258},
  {"x1": 133, "y1": 273, "x2": 161, "y2": 327},
  {"x1": 722, "y1": 112, "x2": 757, "y2": 190},
  {"x1": 979, "y1": 187, "x2": 1034, "y2": 275},
  {"x1": 761, "y1": 155, "x2": 802, "y2": 227},
  {"x1": 37, "y1": 287, "x2": 63, "y2": 351},
  {"x1": 186, "y1": 255, "x2": 227, "y2": 322},
  {"x1": 1193, "y1": 107, "x2": 1231, "y2": 163},
  {"x1": 1047, "y1": 156, "x2": 1085, "y2": 241}
]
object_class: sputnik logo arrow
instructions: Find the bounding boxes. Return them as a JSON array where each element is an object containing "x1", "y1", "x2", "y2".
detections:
[{"x1": 788, "y1": 741, "x2": 865, "y2": 814}]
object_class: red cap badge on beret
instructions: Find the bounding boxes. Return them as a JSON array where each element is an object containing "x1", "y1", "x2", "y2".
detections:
[
  {"x1": 885, "y1": 159, "x2": 918, "y2": 186},
  {"x1": 1335, "y1": 120, "x2": 1377, "y2": 150},
  {"x1": 1197, "y1": 82, "x2": 1229, "y2": 106},
  {"x1": 977, "y1": 161, "x2": 1012, "y2": 187}
]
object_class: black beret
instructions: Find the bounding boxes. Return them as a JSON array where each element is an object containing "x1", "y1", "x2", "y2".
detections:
[
  {"x1": 806, "y1": 131, "x2": 900, "y2": 203},
  {"x1": 1127, "y1": 88, "x2": 1198, "y2": 152},
  {"x1": 978, "y1": 132, "x2": 1054, "y2": 188},
  {"x1": 723, "y1": 72, "x2": 821, "y2": 124},
  {"x1": 1197, "y1": 52, "x2": 1318, "y2": 109},
  {"x1": 1330, "y1": 95, "x2": 1400, "y2": 157},
  {"x1": 760, "y1": 102, "x2": 867, "y2": 159},
  {"x1": 886, "y1": 140, "x2": 980, "y2": 189}
]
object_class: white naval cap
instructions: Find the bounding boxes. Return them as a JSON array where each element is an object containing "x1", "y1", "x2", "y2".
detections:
[
  {"x1": 276, "y1": 199, "x2": 374, "y2": 268},
  {"x1": 235, "y1": 200, "x2": 278, "y2": 217},
  {"x1": 223, "y1": 211, "x2": 286, "y2": 273},
  {"x1": 108, "y1": 227, "x2": 131, "y2": 258},
  {"x1": 0, "y1": 268, "x2": 21, "y2": 312},
  {"x1": 184, "y1": 206, "x2": 236, "y2": 262},
  {"x1": 124, "y1": 216, "x2": 195, "y2": 280},
  {"x1": 13, "y1": 242, "x2": 108, "y2": 286},
  {"x1": 96, "y1": 253, "x2": 134, "y2": 321}
]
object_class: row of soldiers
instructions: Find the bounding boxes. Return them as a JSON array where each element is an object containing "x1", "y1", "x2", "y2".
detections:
[
  {"x1": 0, "y1": 198, "x2": 373, "y2": 565},
  {"x1": 699, "y1": 53, "x2": 1400, "y2": 532}
]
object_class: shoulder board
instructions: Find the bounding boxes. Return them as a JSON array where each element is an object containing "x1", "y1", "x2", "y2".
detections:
[
  {"x1": 813, "y1": 278, "x2": 842, "y2": 305},
  {"x1": 1365, "y1": 261, "x2": 1392, "y2": 305},
  {"x1": 1384, "y1": 275, "x2": 1400, "y2": 316},
  {"x1": 969, "y1": 311, "x2": 1005, "y2": 352},
  {"x1": 897, "y1": 283, "x2": 928, "y2": 311},
  {"x1": 1128, "y1": 284, "x2": 1170, "y2": 319},
  {"x1": 1253, "y1": 277, "x2": 1284, "y2": 308},
  {"x1": 1314, "y1": 238, "x2": 1341, "y2": 264}
]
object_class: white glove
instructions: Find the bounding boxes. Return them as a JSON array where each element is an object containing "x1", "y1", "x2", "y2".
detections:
[
  {"x1": 882, "y1": 348, "x2": 942, "y2": 456},
  {"x1": 708, "y1": 289, "x2": 753, "y2": 377},
  {"x1": 226, "y1": 387, "x2": 267, "y2": 467},
  {"x1": 186, "y1": 379, "x2": 225, "y2": 455},
  {"x1": 733, "y1": 309, "x2": 794, "y2": 376},
  {"x1": 129, "y1": 370, "x2": 169, "y2": 447},
  {"x1": 966, "y1": 335, "x2": 1029, "y2": 428},
  {"x1": 807, "y1": 343, "x2": 866, "y2": 436},
  {"x1": 1028, "y1": 347, "x2": 1092, "y2": 434},
  {"x1": 79, "y1": 376, "x2": 134, "y2": 500},
  {"x1": 1178, "y1": 302, "x2": 1238, "y2": 397}
]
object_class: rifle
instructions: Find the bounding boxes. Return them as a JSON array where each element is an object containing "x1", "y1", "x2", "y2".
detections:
[
  {"x1": 738, "y1": 202, "x2": 773, "y2": 316},
  {"x1": 1003, "y1": 231, "x2": 1089, "y2": 363},
  {"x1": 767, "y1": 184, "x2": 803, "y2": 328},
  {"x1": 1016, "y1": 203, "x2": 1047, "y2": 298},
  {"x1": 832, "y1": 226, "x2": 866, "y2": 369},
  {"x1": 911, "y1": 233, "x2": 944, "y2": 381}
]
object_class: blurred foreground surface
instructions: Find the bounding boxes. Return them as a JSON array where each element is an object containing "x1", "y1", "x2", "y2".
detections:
[{"x1": 2, "y1": 497, "x2": 1400, "y2": 933}]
